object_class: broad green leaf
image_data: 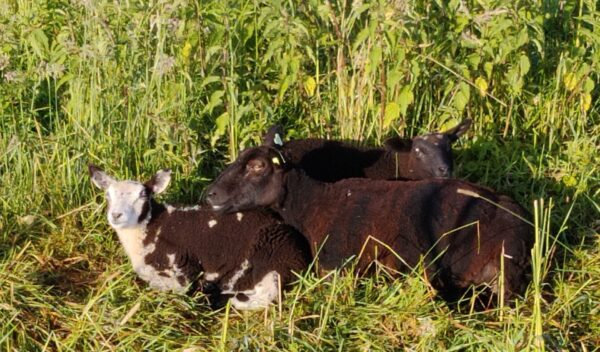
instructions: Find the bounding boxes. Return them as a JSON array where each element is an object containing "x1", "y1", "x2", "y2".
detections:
[
  {"x1": 210, "y1": 112, "x2": 229, "y2": 147},
  {"x1": 202, "y1": 90, "x2": 224, "y2": 114},
  {"x1": 563, "y1": 72, "x2": 577, "y2": 91},
  {"x1": 369, "y1": 46, "x2": 383, "y2": 70},
  {"x1": 387, "y1": 69, "x2": 403, "y2": 90},
  {"x1": 304, "y1": 76, "x2": 317, "y2": 97},
  {"x1": 397, "y1": 86, "x2": 414, "y2": 116},
  {"x1": 583, "y1": 77, "x2": 594, "y2": 93},
  {"x1": 454, "y1": 82, "x2": 470, "y2": 111},
  {"x1": 475, "y1": 77, "x2": 488, "y2": 97},
  {"x1": 484, "y1": 62, "x2": 494, "y2": 78},
  {"x1": 383, "y1": 102, "x2": 400, "y2": 128},
  {"x1": 519, "y1": 55, "x2": 530, "y2": 75},
  {"x1": 28, "y1": 29, "x2": 49, "y2": 59},
  {"x1": 581, "y1": 93, "x2": 592, "y2": 111}
]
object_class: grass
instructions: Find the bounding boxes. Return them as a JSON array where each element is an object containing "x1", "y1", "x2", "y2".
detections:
[{"x1": 1, "y1": 0, "x2": 599, "y2": 350}]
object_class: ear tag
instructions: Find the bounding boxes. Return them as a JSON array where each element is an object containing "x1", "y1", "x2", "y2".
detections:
[
  {"x1": 273, "y1": 133, "x2": 283, "y2": 147},
  {"x1": 271, "y1": 157, "x2": 281, "y2": 165}
]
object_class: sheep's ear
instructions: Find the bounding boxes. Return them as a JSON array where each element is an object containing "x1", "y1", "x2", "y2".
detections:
[
  {"x1": 145, "y1": 169, "x2": 171, "y2": 194},
  {"x1": 262, "y1": 124, "x2": 285, "y2": 148},
  {"x1": 444, "y1": 118, "x2": 472, "y2": 142},
  {"x1": 88, "y1": 164, "x2": 116, "y2": 190},
  {"x1": 247, "y1": 158, "x2": 267, "y2": 174},
  {"x1": 383, "y1": 137, "x2": 412, "y2": 152}
]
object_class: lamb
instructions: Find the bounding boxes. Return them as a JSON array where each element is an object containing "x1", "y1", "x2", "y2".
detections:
[
  {"x1": 88, "y1": 164, "x2": 311, "y2": 310},
  {"x1": 205, "y1": 143, "x2": 534, "y2": 304},
  {"x1": 262, "y1": 118, "x2": 471, "y2": 181}
]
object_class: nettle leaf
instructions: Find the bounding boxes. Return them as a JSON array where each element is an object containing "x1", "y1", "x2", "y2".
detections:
[
  {"x1": 583, "y1": 77, "x2": 595, "y2": 93},
  {"x1": 369, "y1": 46, "x2": 383, "y2": 70},
  {"x1": 387, "y1": 69, "x2": 403, "y2": 90},
  {"x1": 475, "y1": 77, "x2": 488, "y2": 97},
  {"x1": 454, "y1": 82, "x2": 470, "y2": 111},
  {"x1": 467, "y1": 53, "x2": 481, "y2": 68},
  {"x1": 397, "y1": 86, "x2": 414, "y2": 116},
  {"x1": 519, "y1": 55, "x2": 530, "y2": 76},
  {"x1": 484, "y1": 62, "x2": 494, "y2": 78},
  {"x1": 383, "y1": 102, "x2": 400, "y2": 128},
  {"x1": 28, "y1": 28, "x2": 49, "y2": 60},
  {"x1": 304, "y1": 76, "x2": 316, "y2": 97},
  {"x1": 210, "y1": 112, "x2": 229, "y2": 147},
  {"x1": 202, "y1": 90, "x2": 224, "y2": 114},
  {"x1": 516, "y1": 28, "x2": 529, "y2": 48},
  {"x1": 353, "y1": 27, "x2": 371, "y2": 52},
  {"x1": 506, "y1": 66, "x2": 523, "y2": 94}
]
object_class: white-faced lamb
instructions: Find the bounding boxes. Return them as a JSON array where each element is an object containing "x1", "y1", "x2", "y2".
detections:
[
  {"x1": 205, "y1": 142, "x2": 534, "y2": 305},
  {"x1": 88, "y1": 164, "x2": 311, "y2": 310},
  {"x1": 262, "y1": 118, "x2": 471, "y2": 181}
]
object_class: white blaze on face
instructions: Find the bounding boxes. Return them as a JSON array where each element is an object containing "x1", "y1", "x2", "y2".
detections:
[{"x1": 105, "y1": 181, "x2": 148, "y2": 229}]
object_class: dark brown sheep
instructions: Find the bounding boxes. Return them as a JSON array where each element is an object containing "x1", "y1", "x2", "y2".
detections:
[
  {"x1": 89, "y1": 164, "x2": 311, "y2": 310},
  {"x1": 205, "y1": 145, "x2": 534, "y2": 304},
  {"x1": 262, "y1": 119, "x2": 471, "y2": 181}
]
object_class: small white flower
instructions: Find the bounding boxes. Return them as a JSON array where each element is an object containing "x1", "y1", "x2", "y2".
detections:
[
  {"x1": 4, "y1": 70, "x2": 20, "y2": 82},
  {"x1": 155, "y1": 54, "x2": 175, "y2": 76}
]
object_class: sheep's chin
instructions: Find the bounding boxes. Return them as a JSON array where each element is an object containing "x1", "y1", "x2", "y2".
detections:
[{"x1": 109, "y1": 219, "x2": 137, "y2": 229}]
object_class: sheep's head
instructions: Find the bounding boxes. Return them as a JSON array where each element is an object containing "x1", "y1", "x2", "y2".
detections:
[
  {"x1": 384, "y1": 118, "x2": 471, "y2": 179},
  {"x1": 206, "y1": 146, "x2": 286, "y2": 213},
  {"x1": 88, "y1": 165, "x2": 171, "y2": 229}
]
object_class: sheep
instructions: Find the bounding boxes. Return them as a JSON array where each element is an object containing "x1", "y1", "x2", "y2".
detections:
[
  {"x1": 88, "y1": 164, "x2": 311, "y2": 310},
  {"x1": 205, "y1": 143, "x2": 534, "y2": 304},
  {"x1": 262, "y1": 119, "x2": 471, "y2": 181}
]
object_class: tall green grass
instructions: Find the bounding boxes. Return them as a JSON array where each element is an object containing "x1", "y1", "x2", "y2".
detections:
[{"x1": 1, "y1": 0, "x2": 598, "y2": 350}]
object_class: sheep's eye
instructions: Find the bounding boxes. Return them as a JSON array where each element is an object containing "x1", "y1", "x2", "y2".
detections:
[{"x1": 139, "y1": 190, "x2": 147, "y2": 198}]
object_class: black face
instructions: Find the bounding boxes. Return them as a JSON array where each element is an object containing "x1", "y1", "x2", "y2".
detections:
[
  {"x1": 205, "y1": 146, "x2": 286, "y2": 213},
  {"x1": 410, "y1": 133, "x2": 454, "y2": 178}
]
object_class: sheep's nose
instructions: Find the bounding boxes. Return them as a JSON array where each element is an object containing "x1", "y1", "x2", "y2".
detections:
[
  {"x1": 205, "y1": 187, "x2": 219, "y2": 204},
  {"x1": 111, "y1": 212, "x2": 123, "y2": 220}
]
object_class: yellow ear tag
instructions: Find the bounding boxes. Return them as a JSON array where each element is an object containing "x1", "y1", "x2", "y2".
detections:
[{"x1": 271, "y1": 157, "x2": 281, "y2": 165}]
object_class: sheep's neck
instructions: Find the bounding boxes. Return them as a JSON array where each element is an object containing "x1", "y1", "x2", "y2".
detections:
[
  {"x1": 276, "y1": 169, "x2": 328, "y2": 240},
  {"x1": 112, "y1": 200, "x2": 166, "y2": 271}
]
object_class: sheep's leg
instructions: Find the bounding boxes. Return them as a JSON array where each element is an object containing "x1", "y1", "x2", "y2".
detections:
[{"x1": 230, "y1": 271, "x2": 280, "y2": 310}]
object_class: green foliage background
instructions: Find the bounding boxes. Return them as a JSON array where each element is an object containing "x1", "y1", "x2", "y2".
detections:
[{"x1": 0, "y1": 0, "x2": 598, "y2": 350}]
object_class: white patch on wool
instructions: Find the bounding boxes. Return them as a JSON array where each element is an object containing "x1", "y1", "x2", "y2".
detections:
[
  {"x1": 167, "y1": 253, "x2": 176, "y2": 266},
  {"x1": 223, "y1": 259, "x2": 250, "y2": 293},
  {"x1": 236, "y1": 212, "x2": 244, "y2": 222},
  {"x1": 113, "y1": 222, "x2": 187, "y2": 293},
  {"x1": 204, "y1": 272, "x2": 220, "y2": 281},
  {"x1": 346, "y1": 190, "x2": 352, "y2": 197},
  {"x1": 166, "y1": 204, "x2": 176, "y2": 214},
  {"x1": 180, "y1": 205, "x2": 201, "y2": 212},
  {"x1": 208, "y1": 219, "x2": 217, "y2": 228},
  {"x1": 230, "y1": 271, "x2": 280, "y2": 310}
]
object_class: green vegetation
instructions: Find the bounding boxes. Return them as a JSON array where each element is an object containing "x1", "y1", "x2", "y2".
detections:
[{"x1": 1, "y1": 0, "x2": 598, "y2": 350}]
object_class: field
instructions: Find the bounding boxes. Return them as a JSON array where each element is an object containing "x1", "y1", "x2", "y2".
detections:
[{"x1": 1, "y1": 0, "x2": 599, "y2": 350}]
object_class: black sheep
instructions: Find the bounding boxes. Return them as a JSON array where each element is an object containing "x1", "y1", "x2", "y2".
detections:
[
  {"x1": 205, "y1": 144, "x2": 534, "y2": 304},
  {"x1": 89, "y1": 165, "x2": 311, "y2": 310},
  {"x1": 262, "y1": 119, "x2": 471, "y2": 181}
]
